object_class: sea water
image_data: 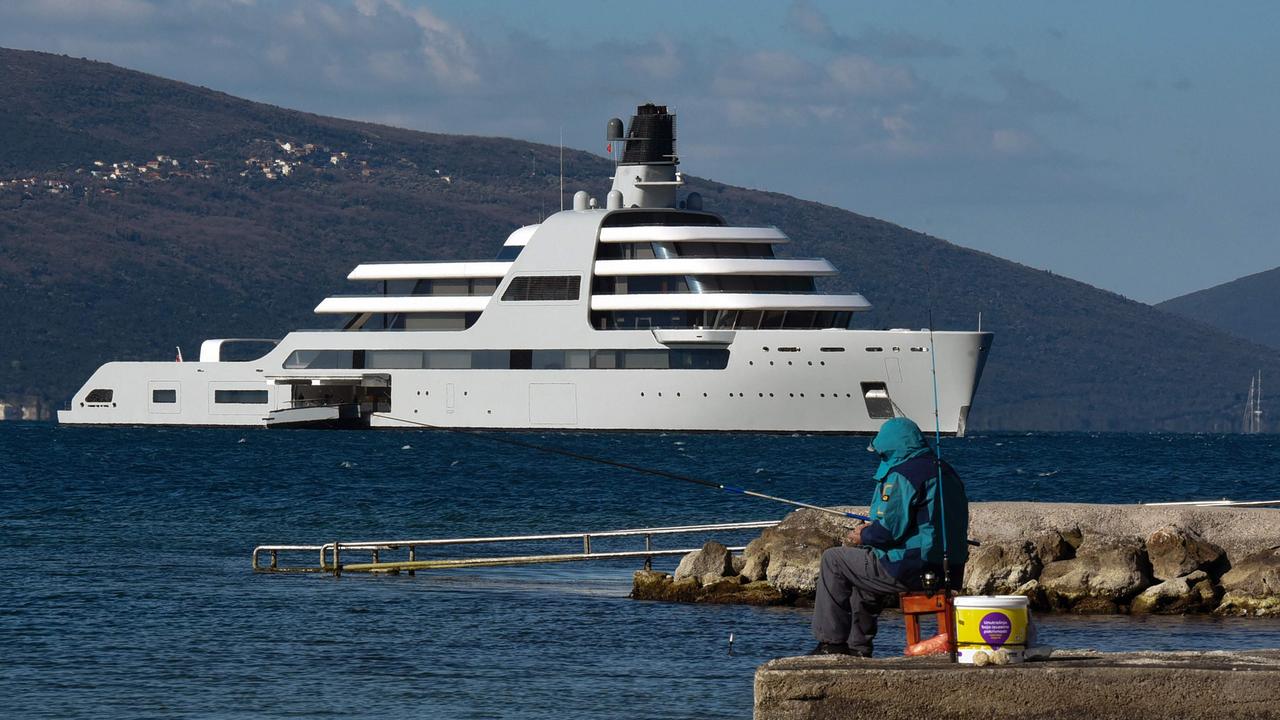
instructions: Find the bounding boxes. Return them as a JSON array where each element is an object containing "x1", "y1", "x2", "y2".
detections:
[{"x1": 3, "y1": 425, "x2": 1279, "y2": 718}]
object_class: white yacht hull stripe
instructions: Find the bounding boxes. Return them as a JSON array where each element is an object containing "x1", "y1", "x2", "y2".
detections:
[
  {"x1": 348, "y1": 262, "x2": 512, "y2": 281},
  {"x1": 314, "y1": 296, "x2": 492, "y2": 314}
]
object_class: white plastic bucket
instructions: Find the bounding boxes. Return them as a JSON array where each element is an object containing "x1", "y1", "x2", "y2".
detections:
[{"x1": 953, "y1": 595, "x2": 1029, "y2": 665}]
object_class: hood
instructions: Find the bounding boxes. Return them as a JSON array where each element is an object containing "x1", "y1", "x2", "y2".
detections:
[{"x1": 870, "y1": 417, "x2": 933, "y2": 480}]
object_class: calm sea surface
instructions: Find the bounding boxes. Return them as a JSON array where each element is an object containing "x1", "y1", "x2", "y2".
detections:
[{"x1": 4, "y1": 425, "x2": 1280, "y2": 718}]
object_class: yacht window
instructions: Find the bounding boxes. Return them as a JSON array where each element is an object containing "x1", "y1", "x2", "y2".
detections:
[
  {"x1": 86, "y1": 388, "x2": 113, "y2": 403},
  {"x1": 501, "y1": 275, "x2": 581, "y2": 301},
  {"x1": 366, "y1": 351, "x2": 425, "y2": 369},
  {"x1": 472, "y1": 278, "x2": 499, "y2": 295},
  {"x1": 761, "y1": 311, "x2": 786, "y2": 329},
  {"x1": 214, "y1": 390, "x2": 268, "y2": 404},
  {"x1": 495, "y1": 245, "x2": 522, "y2": 260},
  {"x1": 151, "y1": 389, "x2": 177, "y2": 404},
  {"x1": 736, "y1": 310, "x2": 763, "y2": 329},
  {"x1": 819, "y1": 347, "x2": 846, "y2": 352},
  {"x1": 472, "y1": 350, "x2": 511, "y2": 369}
]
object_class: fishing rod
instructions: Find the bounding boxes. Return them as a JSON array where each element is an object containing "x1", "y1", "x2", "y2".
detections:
[
  {"x1": 928, "y1": 309, "x2": 954, "y2": 588},
  {"x1": 379, "y1": 413, "x2": 874, "y2": 522}
]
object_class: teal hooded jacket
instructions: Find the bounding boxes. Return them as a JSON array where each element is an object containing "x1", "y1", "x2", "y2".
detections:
[{"x1": 858, "y1": 418, "x2": 969, "y2": 585}]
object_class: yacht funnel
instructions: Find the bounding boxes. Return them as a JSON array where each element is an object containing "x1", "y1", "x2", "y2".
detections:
[{"x1": 608, "y1": 103, "x2": 684, "y2": 209}]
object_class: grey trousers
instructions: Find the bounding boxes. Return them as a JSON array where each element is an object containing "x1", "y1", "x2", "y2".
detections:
[{"x1": 811, "y1": 546, "x2": 909, "y2": 652}]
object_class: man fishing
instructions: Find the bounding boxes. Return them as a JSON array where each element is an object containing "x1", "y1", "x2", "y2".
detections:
[{"x1": 810, "y1": 417, "x2": 969, "y2": 657}]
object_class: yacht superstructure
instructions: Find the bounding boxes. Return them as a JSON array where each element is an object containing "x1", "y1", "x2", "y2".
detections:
[{"x1": 59, "y1": 104, "x2": 992, "y2": 433}]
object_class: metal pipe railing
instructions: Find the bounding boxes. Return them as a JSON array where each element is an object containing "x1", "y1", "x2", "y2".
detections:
[{"x1": 252, "y1": 519, "x2": 777, "y2": 575}]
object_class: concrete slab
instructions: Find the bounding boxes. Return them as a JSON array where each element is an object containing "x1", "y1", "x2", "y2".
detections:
[{"x1": 755, "y1": 650, "x2": 1280, "y2": 720}]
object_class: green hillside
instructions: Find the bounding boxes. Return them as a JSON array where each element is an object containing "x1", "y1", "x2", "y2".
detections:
[{"x1": 1, "y1": 47, "x2": 1276, "y2": 430}]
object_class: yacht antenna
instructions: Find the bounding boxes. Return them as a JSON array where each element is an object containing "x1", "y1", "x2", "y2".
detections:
[{"x1": 559, "y1": 125, "x2": 564, "y2": 212}]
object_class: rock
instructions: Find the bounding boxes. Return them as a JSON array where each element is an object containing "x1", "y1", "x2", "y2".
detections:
[
  {"x1": 1131, "y1": 570, "x2": 1218, "y2": 614},
  {"x1": 1030, "y1": 531, "x2": 1074, "y2": 564},
  {"x1": 1216, "y1": 546, "x2": 1280, "y2": 617},
  {"x1": 1146, "y1": 526, "x2": 1226, "y2": 581},
  {"x1": 1012, "y1": 579, "x2": 1049, "y2": 611},
  {"x1": 674, "y1": 541, "x2": 735, "y2": 585},
  {"x1": 731, "y1": 554, "x2": 747, "y2": 575},
  {"x1": 748, "y1": 517, "x2": 842, "y2": 596},
  {"x1": 629, "y1": 570, "x2": 785, "y2": 605},
  {"x1": 963, "y1": 541, "x2": 1040, "y2": 595},
  {"x1": 631, "y1": 569, "x2": 671, "y2": 600},
  {"x1": 1039, "y1": 535, "x2": 1153, "y2": 612}
]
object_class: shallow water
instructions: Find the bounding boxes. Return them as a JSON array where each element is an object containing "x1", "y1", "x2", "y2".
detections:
[{"x1": 3, "y1": 425, "x2": 1279, "y2": 718}]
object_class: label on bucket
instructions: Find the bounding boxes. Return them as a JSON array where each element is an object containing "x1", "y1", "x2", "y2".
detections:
[{"x1": 978, "y1": 612, "x2": 1012, "y2": 649}]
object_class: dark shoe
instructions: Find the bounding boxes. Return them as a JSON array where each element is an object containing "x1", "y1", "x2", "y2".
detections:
[
  {"x1": 809, "y1": 642, "x2": 852, "y2": 656},
  {"x1": 848, "y1": 646, "x2": 873, "y2": 658}
]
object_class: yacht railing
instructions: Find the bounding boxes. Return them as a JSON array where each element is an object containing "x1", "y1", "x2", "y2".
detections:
[{"x1": 252, "y1": 519, "x2": 778, "y2": 576}]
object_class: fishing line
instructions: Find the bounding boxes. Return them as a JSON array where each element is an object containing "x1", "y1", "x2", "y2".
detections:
[{"x1": 376, "y1": 413, "x2": 873, "y2": 522}]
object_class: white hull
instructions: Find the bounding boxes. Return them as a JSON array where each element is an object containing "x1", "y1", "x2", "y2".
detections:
[{"x1": 58, "y1": 328, "x2": 990, "y2": 434}]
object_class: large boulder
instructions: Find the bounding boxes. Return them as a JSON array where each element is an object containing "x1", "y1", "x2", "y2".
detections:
[
  {"x1": 1130, "y1": 570, "x2": 1218, "y2": 614},
  {"x1": 750, "y1": 510, "x2": 848, "y2": 596},
  {"x1": 674, "y1": 541, "x2": 735, "y2": 585},
  {"x1": 1146, "y1": 526, "x2": 1226, "y2": 581},
  {"x1": 1216, "y1": 546, "x2": 1280, "y2": 617},
  {"x1": 962, "y1": 541, "x2": 1040, "y2": 595},
  {"x1": 1039, "y1": 535, "x2": 1153, "y2": 612}
]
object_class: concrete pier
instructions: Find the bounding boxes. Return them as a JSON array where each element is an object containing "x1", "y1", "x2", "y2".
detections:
[{"x1": 754, "y1": 650, "x2": 1280, "y2": 720}]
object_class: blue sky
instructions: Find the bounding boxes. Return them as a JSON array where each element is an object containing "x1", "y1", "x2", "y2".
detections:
[{"x1": 3, "y1": 0, "x2": 1277, "y2": 302}]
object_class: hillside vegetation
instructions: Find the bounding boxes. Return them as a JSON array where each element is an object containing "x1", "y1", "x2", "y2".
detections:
[
  {"x1": 1158, "y1": 267, "x2": 1280, "y2": 351},
  {"x1": 2, "y1": 47, "x2": 1276, "y2": 430}
]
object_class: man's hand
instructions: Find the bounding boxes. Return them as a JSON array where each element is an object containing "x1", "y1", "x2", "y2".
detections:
[{"x1": 845, "y1": 522, "x2": 866, "y2": 545}]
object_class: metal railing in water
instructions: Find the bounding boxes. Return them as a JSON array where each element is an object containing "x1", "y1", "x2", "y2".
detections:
[{"x1": 252, "y1": 520, "x2": 779, "y2": 576}]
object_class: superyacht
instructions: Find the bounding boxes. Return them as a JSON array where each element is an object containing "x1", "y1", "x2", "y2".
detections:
[{"x1": 59, "y1": 104, "x2": 993, "y2": 433}]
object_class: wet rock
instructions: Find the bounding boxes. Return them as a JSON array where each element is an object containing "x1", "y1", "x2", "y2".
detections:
[
  {"x1": 1146, "y1": 526, "x2": 1226, "y2": 581},
  {"x1": 1216, "y1": 546, "x2": 1280, "y2": 617},
  {"x1": 1131, "y1": 570, "x2": 1218, "y2": 614},
  {"x1": 963, "y1": 541, "x2": 1040, "y2": 595},
  {"x1": 629, "y1": 570, "x2": 785, "y2": 605},
  {"x1": 1039, "y1": 535, "x2": 1153, "y2": 612},
  {"x1": 674, "y1": 540, "x2": 735, "y2": 585}
]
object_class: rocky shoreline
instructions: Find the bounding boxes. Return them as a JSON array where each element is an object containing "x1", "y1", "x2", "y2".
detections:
[{"x1": 631, "y1": 502, "x2": 1280, "y2": 616}]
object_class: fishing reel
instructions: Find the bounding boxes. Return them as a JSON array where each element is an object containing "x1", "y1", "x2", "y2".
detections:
[{"x1": 920, "y1": 570, "x2": 941, "y2": 594}]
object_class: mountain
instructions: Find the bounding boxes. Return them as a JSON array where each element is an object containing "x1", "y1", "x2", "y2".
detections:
[
  {"x1": 2, "y1": 47, "x2": 1277, "y2": 431},
  {"x1": 1157, "y1": 267, "x2": 1280, "y2": 351}
]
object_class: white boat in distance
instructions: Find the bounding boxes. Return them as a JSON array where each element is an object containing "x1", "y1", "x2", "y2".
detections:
[{"x1": 59, "y1": 104, "x2": 993, "y2": 433}]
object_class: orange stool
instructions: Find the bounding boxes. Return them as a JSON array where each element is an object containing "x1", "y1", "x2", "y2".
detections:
[{"x1": 899, "y1": 591, "x2": 956, "y2": 657}]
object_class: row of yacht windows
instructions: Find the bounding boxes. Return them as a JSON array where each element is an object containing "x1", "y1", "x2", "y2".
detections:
[
  {"x1": 591, "y1": 275, "x2": 816, "y2": 294},
  {"x1": 595, "y1": 242, "x2": 775, "y2": 260},
  {"x1": 342, "y1": 308, "x2": 852, "y2": 332},
  {"x1": 344, "y1": 312, "x2": 480, "y2": 331},
  {"x1": 284, "y1": 348, "x2": 730, "y2": 370},
  {"x1": 592, "y1": 309, "x2": 853, "y2": 331}
]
